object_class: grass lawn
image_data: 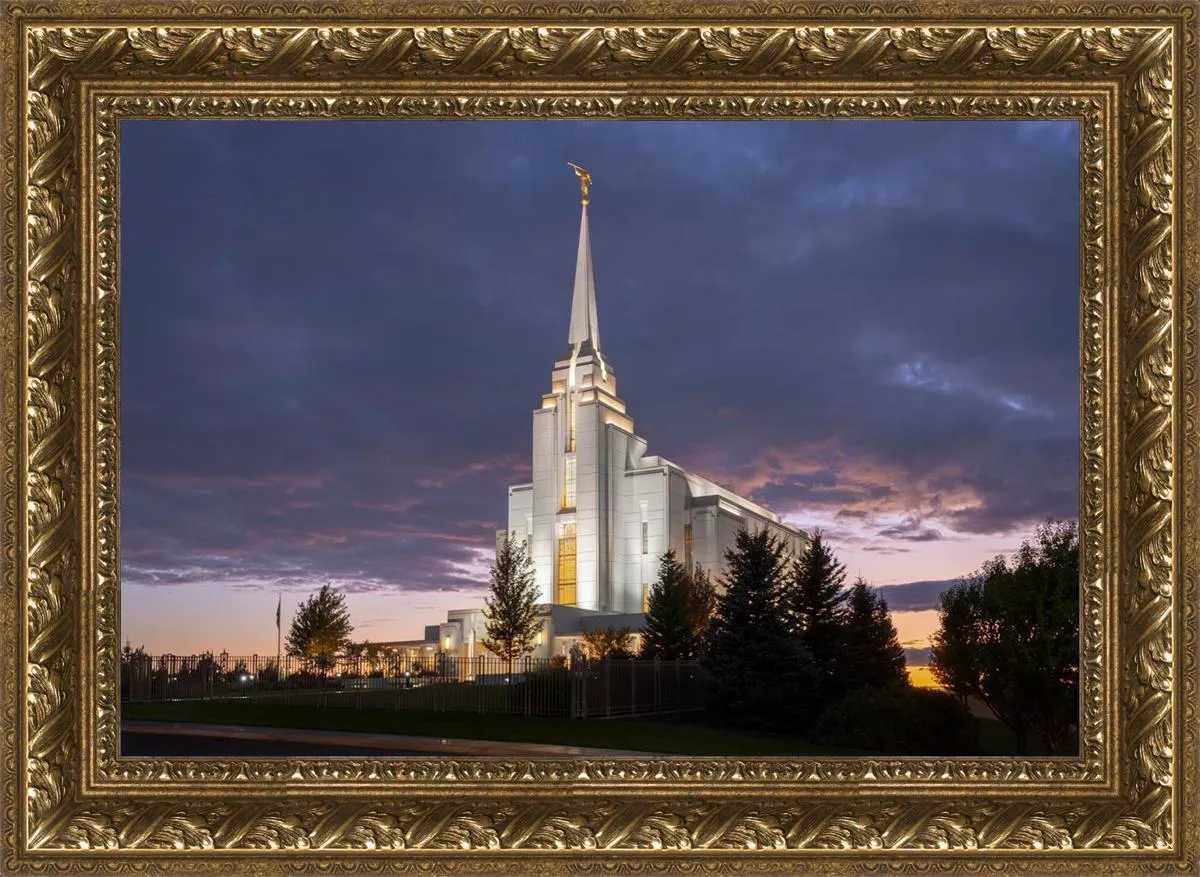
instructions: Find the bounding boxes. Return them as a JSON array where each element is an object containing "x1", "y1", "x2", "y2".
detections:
[
  {"x1": 975, "y1": 716, "x2": 1076, "y2": 757},
  {"x1": 122, "y1": 700, "x2": 1072, "y2": 757},
  {"x1": 122, "y1": 701, "x2": 867, "y2": 756}
]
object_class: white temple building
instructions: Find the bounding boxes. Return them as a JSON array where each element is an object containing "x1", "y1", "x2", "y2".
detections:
[{"x1": 384, "y1": 169, "x2": 807, "y2": 661}]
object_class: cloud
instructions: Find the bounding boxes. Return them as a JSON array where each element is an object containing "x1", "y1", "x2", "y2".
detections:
[
  {"x1": 904, "y1": 647, "x2": 933, "y2": 665},
  {"x1": 877, "y1": 516, "x2": 946, "y2": 542},
  {"x1": 119, "y1": 119, "x2": 1079, "y2": 628},
  {"x1": 873, "y1": 579, "x2": 960, "y2": 612}
]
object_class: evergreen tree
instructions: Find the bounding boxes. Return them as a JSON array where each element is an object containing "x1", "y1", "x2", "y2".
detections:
[
  {"x1": 838, "y1": 578, "x2": 908, "y2": 692},
  {"x1": 285, "y1": 583, "x2": 354, "y2": 674},
  {"x1": 703, "y1": 527, "x2": 818, "y2": 729},
  {"x1": 642, "y1": 550, "x2": 699, "y2": 659},
  {"x1": 482, "y1": 534, "x2": 541, "y2": 671},
  {"x1": 787, "y1": 530, "x2": 850, "y2": 703}
]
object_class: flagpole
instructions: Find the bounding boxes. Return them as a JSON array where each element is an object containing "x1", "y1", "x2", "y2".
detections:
[{"x1": 276, "y1": 593, "x2": 282, "y2": 677}]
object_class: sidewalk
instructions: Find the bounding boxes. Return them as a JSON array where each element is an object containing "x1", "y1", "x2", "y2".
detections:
[{"x1": 121, "y1": 720, "x2": 659, "y2": 757}]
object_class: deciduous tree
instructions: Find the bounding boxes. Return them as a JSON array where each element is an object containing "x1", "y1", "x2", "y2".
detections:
[
  {"x1": 930, "y1": 520, "x2": 1080, "y2": 755},
  {"x1": 285, "y1": 583, "x2": 354, "y2": 674},
  {"x1": 582, "y1": 626, "x2": 635, "y2": 660},
  {"x1": 685, "y1": 562, "x2": 718, "y2": 646}
]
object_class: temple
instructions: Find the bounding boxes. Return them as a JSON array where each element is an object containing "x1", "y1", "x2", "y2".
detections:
[{"x1": 383, "y1": 167, "x2": 808, "y2": 660}]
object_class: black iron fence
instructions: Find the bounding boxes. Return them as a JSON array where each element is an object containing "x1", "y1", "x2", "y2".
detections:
[{"x1": 120, "y1": 652, "x2": 706, "y2": 719}]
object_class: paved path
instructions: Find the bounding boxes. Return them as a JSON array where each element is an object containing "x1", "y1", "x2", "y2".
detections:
[
  {"x1": 121, "y1": 720, "x2": 658, "y2": 757},
  {"x1": 122, "y1": 731, "x2": 437, "y2": 757}
]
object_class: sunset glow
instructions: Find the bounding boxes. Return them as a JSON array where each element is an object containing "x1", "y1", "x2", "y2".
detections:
[{"x1": 120, "y1": 120, "x2": 1079, "y2": 657}]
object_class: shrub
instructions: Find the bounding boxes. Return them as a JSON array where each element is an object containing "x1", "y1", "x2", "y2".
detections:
[{"x1": 813, "y1": 686, "x2": 979, "y2": 755}]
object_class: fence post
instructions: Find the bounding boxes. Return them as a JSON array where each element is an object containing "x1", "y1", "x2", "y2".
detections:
[
  {"x1": 654, "y1": 658, "x2": 661, "y2": 713},
  {"x1": 630, "y1": 658, "x2": 636, "y2": 716},
  {"x1": 477, "y1": 656, "x2": 484, "y2": 716},
  {"x1": 604, "y1": 660, "x2": 611, "y2": 718}
]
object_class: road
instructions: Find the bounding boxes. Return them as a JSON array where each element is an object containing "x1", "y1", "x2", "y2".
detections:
[{"x1": 121, "y1": 731, "x2": 448, "y2": 757}]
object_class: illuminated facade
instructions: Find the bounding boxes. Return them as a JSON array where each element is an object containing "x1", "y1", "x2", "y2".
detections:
[
  {"x1": 498, "y1": 180, "x2": 808, "y2": 617},
  {"x1": 419, "y1": 173, "x2": 808, "y2": 660}
]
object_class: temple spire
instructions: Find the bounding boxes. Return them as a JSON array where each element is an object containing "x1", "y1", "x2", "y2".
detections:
[{"x1": 566, "y1": 163, "x2": 605, "y2": 381}]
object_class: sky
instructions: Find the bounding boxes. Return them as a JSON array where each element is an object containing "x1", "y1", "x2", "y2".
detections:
[{"x1": 119, "y1": 119, "x2": 1080, "y2": 659}]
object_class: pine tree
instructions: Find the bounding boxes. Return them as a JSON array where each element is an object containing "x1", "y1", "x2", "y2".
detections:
[
  {"x1": 642, "y1": 550, "x2": 699, "y2": 659},
  {"x1": 703, "y1": 528, "x2": 818, "y2": 729},
  {"x1": 482, "y1": 534, "x2": 541, "y2": 671},
  {"x1": 285, "y1": 583, "x2": 354, "y2": 674},
  {"x1": 787, "y1": 530, "x2": 849, "y2": 704},
  {"x1": 838, "y1": 578, "x2": 908, "y2": 692}
]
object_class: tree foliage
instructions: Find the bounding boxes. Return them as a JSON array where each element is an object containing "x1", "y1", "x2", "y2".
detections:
[
  {"x1": 685, "y1": 562, "x2": 718, "y2": 645},
  {"x1": 582, "y1": 626, "x2": 635, "y2": 660},
  {"x1": 930, "y1": 520, "x2": 1080, "y2": 755},
  {"x1": 838, "y1": 578, "x2": 907, "y2": 692},
  {"x1": 787, "y1": 530, "x2": 850, "y2": 702},
  {"x1": 813, "y1": 686, "x2": 978, "y2": 755},
  {"x1": 363, "y1": 641, "x2": 383, "y2": 674},
  {"x1": 703, "y1": 527, "x2": 818, "y2": 729},
  {"x1": 284, "y1": 583, "x2": 354, "y2": 673},
  {"x1": 482, "y1": 534, "x2": 542, "y2": 665},
  {"x1": 641, "y1": 550, "x2": 702, "y2": 660}
]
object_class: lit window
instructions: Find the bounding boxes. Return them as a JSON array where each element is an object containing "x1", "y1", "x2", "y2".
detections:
[
  {"x1": 642, "y1": 520, "x2": 648, "y2": 555},
  {"x1": 642, "y1": 582, "x2": 650, "y2": 613},
  {"x1": 566, "y1": 400, "x2": 576, "y2": 452},
  {"x1": 557, "y1": 523, "x2": 577, "y2": 605},
  {"x1": 684, "y1": 523, "x2": 693, "y2": 567},
  {"x1": 563, "y1": 454, "x2": 577, "y2": 509},
  {"x1": 525, "y1": 532, "x2": 533, "y2": 557}
]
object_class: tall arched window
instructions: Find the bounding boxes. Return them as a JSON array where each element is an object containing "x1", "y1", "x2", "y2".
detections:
[
  {"x1": 562, "y1": 453, "x2": 577, "y2": 509},
  {"x1": 557, "y1": 523, "x2": 577, "y2": 605}
]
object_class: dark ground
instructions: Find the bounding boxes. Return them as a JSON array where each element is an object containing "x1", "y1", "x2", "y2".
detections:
[{"x1": 120, "y1": 730, "x2": 445, "y2": 757}]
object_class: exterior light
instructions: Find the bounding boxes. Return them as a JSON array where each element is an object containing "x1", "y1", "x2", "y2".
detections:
[{"x1": 444, "y1": 637, "x2": 452, "y2": 649}]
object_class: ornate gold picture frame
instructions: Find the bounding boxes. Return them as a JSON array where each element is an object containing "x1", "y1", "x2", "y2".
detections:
[{"x1": 1, "y1": 0, "x2": 1197, "y2": 872}]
